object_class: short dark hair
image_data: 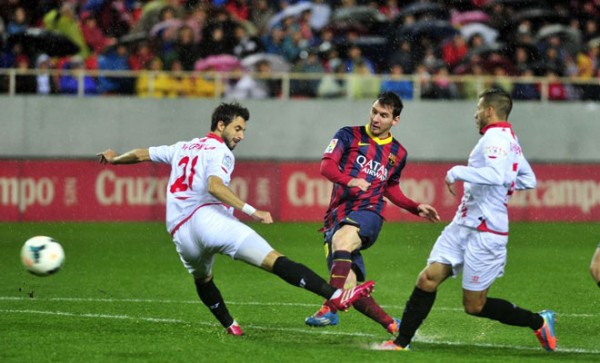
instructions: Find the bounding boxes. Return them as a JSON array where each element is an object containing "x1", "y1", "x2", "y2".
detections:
[
  {"x1": 210, "y1": 102, "x2": 250, "y2": 131},
  {"x1": 479, "y1": 88, "x2": 513, "y2": 120},
  {"x1": 377, "y1": 91, "x2": 404, "y2": 118}
]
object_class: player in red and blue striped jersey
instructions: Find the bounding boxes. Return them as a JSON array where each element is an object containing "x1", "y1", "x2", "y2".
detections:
[{"x1": 305, "y1": 92, "x2": 440, "y2": 333}]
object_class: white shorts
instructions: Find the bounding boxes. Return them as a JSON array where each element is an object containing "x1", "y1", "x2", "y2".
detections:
[
  {"x1": 427, "y1": 222, "x2": 508, "y2": 291},
  {"x1": 172, "y1": 205, "x2": 274, "y2": 279}
]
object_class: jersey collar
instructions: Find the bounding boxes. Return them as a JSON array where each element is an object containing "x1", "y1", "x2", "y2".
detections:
[
  {"x1": 206, "y1": 132, "x2": 224, "y2": 143},
  {"x1": 364, "y1": 124, "x2": 393, "y2": 145},
  {"x1": 480, "y1": 121, "x2": 512, "y2": 135}
]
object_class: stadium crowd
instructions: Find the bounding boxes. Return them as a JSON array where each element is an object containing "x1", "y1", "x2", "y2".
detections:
[{"x1": 0, "y1": 0, "x2": 599, "y2": 100}]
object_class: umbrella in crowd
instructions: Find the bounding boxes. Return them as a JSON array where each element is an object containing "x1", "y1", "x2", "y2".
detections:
[
  {"x1": 534, "y1": 24, "x2": 582, "y2": 55},
  {"x1": 195, "y1": 54, "x2": 243, "y2": 72},
  {"x1": 398, "y1": 2, "x2": 449, "y2": 20},
  {"x1": 150, "y1": 19, "x2": 183, "y2": 38},
  {"x1": 241, "y1": 53, "x2": 290, "y2": 73},
  {"x1": 8, "y1": 28, "x2": 80, "y2": 57},
  {"x1": 451, "y1": 10, "x2": 490, "y2": 26},
  {"x1": 510, "y1": 7, "x2": 568, "y2": 26},
  {"x1": 460, "y1": 22, "x2": 499, "y2": 44},
  {"x1": 397, "y1": 19, "x2": 459, "y2": 42},
  {"x1": 267, "y1": 2, "x2": 313, "y2": 29},
  {"x1": 332, "y1": 6, "x2": 388, "y2": 24}
]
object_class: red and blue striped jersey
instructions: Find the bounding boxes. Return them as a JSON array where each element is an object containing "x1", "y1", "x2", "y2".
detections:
[{"x1": 322, "y1": 125, "x2": 409, "y2": 230}]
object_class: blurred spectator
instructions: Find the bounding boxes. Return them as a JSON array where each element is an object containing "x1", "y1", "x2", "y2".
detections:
[
  {"x1": 191, "y1": 70, "x2": 218, "y2": 98},
  {"x1": 200, "y1": 24, "x2": 233, "y2": 57},
  {"x1": 290, "y1": 49, "x2": 324, "y2": 97},
  {"x1": 379, "y1": 0, "x2": 400, "y2": 20},
  {"x1": 83, "y1": 0, "x2": 134, "y2": 38},
  {"x1": 250, "y1": 0, "x2": 275, "y2": 35},
  {"x1": 442, "y1": 34, "x2": 469, "y2": 71},
  {"x1": 232, "y1": 23, "x2": 264, "y2": 59},
  {"x1": 15, "y1": 55, "x2": 36, "y2": 94},
  {"x1": 461, "y1": 63, "x2": 486, "y2": 100},
  {"x1": 35, "y1": 54, "x2": 57, "y2": 95},
  {"x1": 166, "y1": 60, "x2": 194, "y2": 97},
  {"x1": 348, "y1": 60, "x2": 380, "y2": 99},
  {"x1": 136, "y1": 57, "x2": 171, "y2": 97},
  {"x1": 262, "y1": 26, "x2": 286, "y2": 56},
  {"x1": 380, "y1": 63, "x2": 413, "y2": 100},
  {"x1": 577, "y1": 44, "x2": 600, "y2": 100},
  {"x1": 255, "y1": 58, "x2": 281, "y2": 97},
  {"x1": 165, "y1": 25, "x2": 200, "y2": 71},
  {"x1": 128, "y1": 41, "x2": 155, "y2": 71},
  {"x1": 582, "y1": 18, "x2": 599, "y2": 43},
  {"x1": 344, "y1": 44, "x2": 375, "y2": 73},
  {"x1": 388, "y1": 40, "x2": 415, "y2": 74},
  {"x1": 43, "y1": 3, "x2": 90, "y2": 59},
  {"x1": 224, "y1": 65, "x2": 269, "y2": 99},
  {"x1": 80, "y1": 12, "x2": 116, "y2": 54},
  {"x1": 98, "y1": 44, "x2": 133, "y2": 94},
  {"x1": 512, "y1": 68, "x2": 540, "y2": 101},
  {"x1": 225, "y1": 0, "x2": 250, "y2": 23},
  {"x1": 281, "y1": 28, "x2": 307, "y2": 63},
  {"x1": 490, "y1": 66, "x2": 513, "y2": 95},
  {"x1": 7, "y1": 7, "x2": 28, "y2": 35},
  {"x1": 58, "y1": 56, "x2": 98, "y2": 95},
  {"x1": 430, "y1": 65, "x2": 459, "y2": 99},
  {"x1": 317, "y1": 62, "x2": 346, "y2": 98}
]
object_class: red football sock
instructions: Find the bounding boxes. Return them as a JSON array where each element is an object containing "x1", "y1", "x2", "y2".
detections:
[{"x1": 353, "y1": 295, "x2": 393, "y2": 328}]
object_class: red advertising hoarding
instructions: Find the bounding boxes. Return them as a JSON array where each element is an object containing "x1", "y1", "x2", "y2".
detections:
[{"x1": 1, "y1": 160, "x2": 599, "y2": 222}]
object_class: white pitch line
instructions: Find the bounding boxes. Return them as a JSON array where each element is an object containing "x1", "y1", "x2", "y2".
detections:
[
  {"x1": 0, "y1": 296, "x2": 597, "y2": 318},
  {"x1": 2, "y1": 308, "x2": 600, "y2": 354}
]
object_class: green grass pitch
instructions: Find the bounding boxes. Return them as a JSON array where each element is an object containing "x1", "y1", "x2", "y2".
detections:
[{"x1": 1, "y1": 221, "x2": 600, "y2": 363}]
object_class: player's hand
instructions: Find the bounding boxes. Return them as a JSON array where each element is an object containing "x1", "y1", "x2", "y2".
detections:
[
  {"x1": 445, "y1": 176, "x2": 457, "y2": 196},
  {"x1": 252, "y1": 210, "x2": 273, "y2": 224},
  {"x1": 417, "y1": 204, "x2": 440, "y2": 223},
  {"x1": 97, "y1": 149, "x2": 117, "y2": 164},
  {"x1": 348, "y1": 178, "x2": 371, "y2": 192}
]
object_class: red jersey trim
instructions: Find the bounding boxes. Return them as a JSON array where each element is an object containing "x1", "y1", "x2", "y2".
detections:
[
  {"x1": 206, "y1": 132, "x2": 224, "y2": 143},
  {"x1": 170, "y1": 202, "x2": 228, "y2": 236},
  {"x1": 480, "y1": 121, "x2": 512, "y2": 135},
  {"x1": 476, "y1": 220, "x2": 509, "y2": 236}
]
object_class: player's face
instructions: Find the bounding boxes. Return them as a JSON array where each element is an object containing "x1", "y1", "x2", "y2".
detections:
[
  {"x1": 221, "y1": 116, "x2": 246, "y2": 150},
  {"x1": 474, "y1": 97, "x2": 489, "y2": 132},
  {"x1": 368, "y1": 101, "x2": 399, "y2": 138}
]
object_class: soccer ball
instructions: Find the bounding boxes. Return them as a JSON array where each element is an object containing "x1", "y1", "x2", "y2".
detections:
[{"x1": 21, "y1": 236, "x2": 65, "y2": 276}]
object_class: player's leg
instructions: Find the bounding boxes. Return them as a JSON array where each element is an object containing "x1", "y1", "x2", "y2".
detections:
[
  {"x1": 233, "y1": 231, "x2": 374, "y2": 309},
  {"x1": 462, "y1": 231, "x2": 555, "y2": 351},
  {"x1": 375, "y1": 223, "x2": 463, "y2": 350},
  {"x1": 172, "y1": 220, "x2": 240, "y2": 335}
]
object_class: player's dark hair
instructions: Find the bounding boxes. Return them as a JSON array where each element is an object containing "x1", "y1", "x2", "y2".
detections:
[
  {"x1": 479, "y1": 88, "x2": 513, "y2": 120},
  {"x1": 377, "y1": 91, "x2": 404, "y2": 118},
  {"x1": 211, "y1": 102, "x2": 250, "y2": 131}
]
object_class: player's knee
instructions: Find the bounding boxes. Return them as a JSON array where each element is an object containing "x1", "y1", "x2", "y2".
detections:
[
  {"x1": 416, "y1": 271, "x2": 438, "y2": 292},
  {"x1": 331, "y1": 227, "x2": 360, "y2": 252},
  {"x1": 462, "y1": 299, "x2": 485, "y2": 315}
]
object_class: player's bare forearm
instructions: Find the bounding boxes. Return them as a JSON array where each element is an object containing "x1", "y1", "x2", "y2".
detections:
[
  {"x1": 97, "y1": 148, "x2": 150, "y2": 165},
  {"x1": 207, "y1": 176, "x2": 273, "y2": 224}
]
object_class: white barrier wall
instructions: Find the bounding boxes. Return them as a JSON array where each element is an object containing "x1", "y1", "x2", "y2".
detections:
[{"x1": 1, "y1": 97, "x2": 599, "y2": 162}]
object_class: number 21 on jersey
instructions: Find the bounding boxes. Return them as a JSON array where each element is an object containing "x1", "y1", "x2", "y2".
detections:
[{"x1": 170, "y1": 156, "x2": 198, "y2": 193}]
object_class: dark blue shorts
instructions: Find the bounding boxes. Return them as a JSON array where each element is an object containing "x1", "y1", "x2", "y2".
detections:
[{"x1": 323, "y1": 210, "x2": 383, "y2": 282}]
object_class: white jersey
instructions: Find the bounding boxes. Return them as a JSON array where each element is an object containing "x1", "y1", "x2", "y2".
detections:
[
  {"x1": 149, "y1": 133, "x2": 235, "y2": 234},
  {"x1": 446, "y1": 122, "x2": 536, "y2": 234}
]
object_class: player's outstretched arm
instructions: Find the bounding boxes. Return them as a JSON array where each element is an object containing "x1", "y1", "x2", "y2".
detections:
[
  {"x1": 97, "y1": 148, "x2": 150, "y2": 165},
  {"x1": 417, "y1": 204, "x2": 440, "y2": 222},
  {"x1": 207, "y1": 175, "x2": 273, "y2": 224}
]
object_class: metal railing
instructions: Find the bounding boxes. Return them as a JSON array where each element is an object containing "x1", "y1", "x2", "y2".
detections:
[{"x1": 1, "y1": 68, "x2": 598, "y2": 101}]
